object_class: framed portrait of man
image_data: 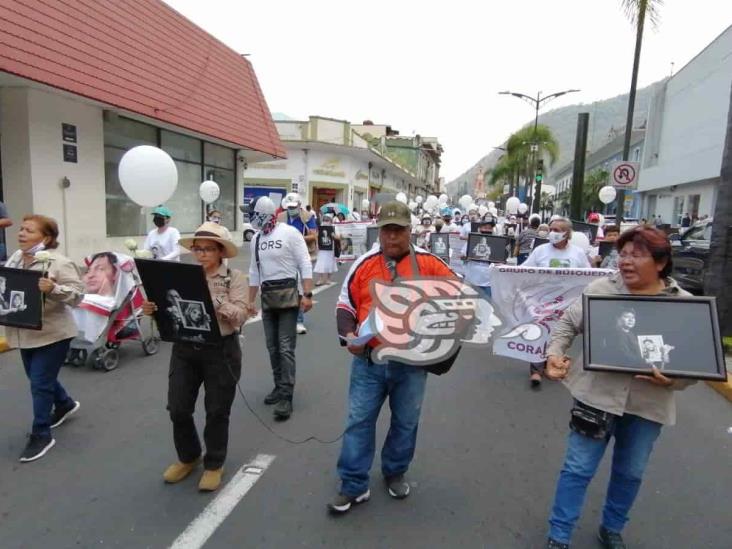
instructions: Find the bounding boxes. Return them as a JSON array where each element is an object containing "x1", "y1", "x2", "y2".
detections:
[
  {"x1": 0, "y1": 267, "x2": 43, "y2": 330},
  {"x1": 583, "y1": 294, "x2": 727, "y2": 380},
  {"x1": 429, "y1": 233, "x2": 450, "y2": 260},
  {"x1": 467, "y1": 233, "x2": 509, "y2": 264},
  {"x1": 135, "y1": 259, "x2": 221, "y2": 345},
  {"x1": 318, "y1": 225, "x2": 334, "y2": 251}
]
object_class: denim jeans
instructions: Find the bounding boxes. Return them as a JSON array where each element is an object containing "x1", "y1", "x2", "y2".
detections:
[
  {"x1": 517, "y1": 252, "x2": 530, "y2": 265},
  {"x1": 167, "y1": 335, "x2": 242, "y2": 470},
  {"x1": 476, "y1": 286, "x2": 492, "y2": 299},
  {"x1": 548, "y1": 413, "x2": 662, "y2": 544},
  {"x1": 262, "y1": 307, "x2": 299, "y2": 400},
  {"x1": 337, "y1": 355, "x2": 428, "y2": 496},
  {"x1": 297, "y1": 307, "x2": 305, "y2": 325},
  {"x1": 20, "y1": 338, "x2": 75, "y2": 437}
]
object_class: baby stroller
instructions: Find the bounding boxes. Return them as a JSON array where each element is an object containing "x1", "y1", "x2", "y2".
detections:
[{"x1": 65, "y1": 252, "x2": 159, "y2": 371}]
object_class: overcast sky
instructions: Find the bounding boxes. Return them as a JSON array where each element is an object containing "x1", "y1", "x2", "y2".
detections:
[{"x1": 164, "y1": 0, "x2": 732, "y2": 181}]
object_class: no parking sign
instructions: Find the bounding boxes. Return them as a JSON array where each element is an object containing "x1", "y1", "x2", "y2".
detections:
[{"x1": 610, "y1": 161, "x2": 640, "y2": 189}]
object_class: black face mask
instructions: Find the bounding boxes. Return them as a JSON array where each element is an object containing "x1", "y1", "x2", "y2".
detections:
[{"x1": 153, "y1": 216, "x2": 166, "y2": 228}]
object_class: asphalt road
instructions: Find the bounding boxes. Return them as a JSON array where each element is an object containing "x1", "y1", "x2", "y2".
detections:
[{"x1": 1, "y1": 267, "x2": 731, "y2": 549}]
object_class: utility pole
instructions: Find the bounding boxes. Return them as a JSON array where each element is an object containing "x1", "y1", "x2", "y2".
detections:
[
  {"x1": 570, "y1": 113, "x2": 590, "y2": 221},
  {"x1": 499, "y1": 88, "x2": 580, "y2": 214}
]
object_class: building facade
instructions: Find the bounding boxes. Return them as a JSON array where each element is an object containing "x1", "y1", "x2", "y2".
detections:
[
  {"x1": 244, "y1": 116, "x2": 443, "y2": 211},
  {"x1": 0, "y1": 0, "x2": 284, "y2": 261},
  {"x1": 636, "y1": 25, "x2": 732, "y2": 225}
]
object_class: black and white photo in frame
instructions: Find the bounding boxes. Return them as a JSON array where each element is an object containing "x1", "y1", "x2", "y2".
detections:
[
  {"x1": 572, "y1": 220, "x2": 599, "y2": 244},
  {"x1": 366, "y1": 226, "x2": 379, "y2": 251},
  {"x1": 430, "y1": 233, "x2": 450, "y2": 260},
  {"x1": 135, "y1": 259, "x2": 222, "y2": 345},
  {"x1": 0, "y1": 267, "x2": 43, "y2": 330},
  {"x1": 583, "y1": 294, "x2": 727, "y2": 380},
  {"x1": 467, "y1": 233, "x2": 509, "y2": 263},
  {"x1": 318, "y1": 225, "x2": 334, "y2": 251}
]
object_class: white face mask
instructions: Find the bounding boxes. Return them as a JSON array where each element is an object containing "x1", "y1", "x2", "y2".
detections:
[{"x1": 548, "y1": 231, "x2": 567, "y2": 245}]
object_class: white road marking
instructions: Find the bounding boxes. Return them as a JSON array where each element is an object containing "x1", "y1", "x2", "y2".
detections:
[
  {"x1": 169, "y1": 454, "x2": 276, "y2": 549},
  {"x1": 244, "y1": 281, "x2": 337, "y2": 326}
]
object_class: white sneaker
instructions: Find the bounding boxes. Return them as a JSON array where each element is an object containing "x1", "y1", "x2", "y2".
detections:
[{"x1": 296, "y1": 323, "x2": 307, "y2": 335}]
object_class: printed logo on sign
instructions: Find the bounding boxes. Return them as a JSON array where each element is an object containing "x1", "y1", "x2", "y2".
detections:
[{"x1": 364, "y1": 277, "x2": 502, "y2": 366}]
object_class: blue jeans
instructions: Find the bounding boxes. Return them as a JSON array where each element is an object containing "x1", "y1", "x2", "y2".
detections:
[
  {"x1": 476, "y1": 286, "x2": 492, "y2": 299},
  {"x1": 20, "y1": 338, "x2": 75, "y2": 437},
  {"x1": 548, "y1": 413, "x2": 662, "y2": 544},
  {"x1": 297, "y1": 307, "x2": 305, "y2": 324},
  {"x1": 337, "y1": 355, "x2": 428, "y2": 496},
  {"x1": 517, "y1": 252, "x2": 530, "y2": 265}
]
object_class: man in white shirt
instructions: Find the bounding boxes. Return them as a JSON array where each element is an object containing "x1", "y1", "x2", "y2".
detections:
[
  {"x1": 247, "y1": 197, "x2": 313, "y2": 421},
  {"x1": 144, "y1": 206, "x2": 181, "y2": 261},
  {"x1": 522, "y1": 218, "x2": 590, "y2": 387}
]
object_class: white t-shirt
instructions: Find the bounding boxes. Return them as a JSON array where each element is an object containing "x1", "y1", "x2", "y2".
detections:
[
  {"x1": 144, "y1": 227, "x2": 181, "y2": 261},
  {"x1": 522, "y1": 242, "x2": 591, "y2": 269},
  {"x1": 464, "y1": 261, "x2": 494, "y2": 288},
  {"x1": 248, "y1": 223, "x2": 313, "y2": 286}
]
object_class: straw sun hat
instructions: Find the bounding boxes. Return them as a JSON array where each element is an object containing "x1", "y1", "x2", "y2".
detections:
[{"x1": 179, "y1": 222, "x2": 238, "y2": 258}]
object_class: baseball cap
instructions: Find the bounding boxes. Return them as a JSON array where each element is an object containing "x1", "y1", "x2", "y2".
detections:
[
  {"x1": 377, "y1": 201, "x2": 411, "y2": 228},
  {"x1": 152, "y1": 206, "x2": 173, "y2": 217},
  {"x1": 282, "y1": 192, "x2": 301, "y2": 208}
]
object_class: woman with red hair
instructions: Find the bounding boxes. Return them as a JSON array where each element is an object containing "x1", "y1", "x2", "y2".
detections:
[
  {"x1": 5, "y1": 215, "x2": 83, "y2": 463},
  {"x1": 542, "y1": 226, "x2": 696, "y2": 549}
]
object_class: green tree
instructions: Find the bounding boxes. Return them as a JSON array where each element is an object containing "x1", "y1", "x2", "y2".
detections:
[{"x1": 581, "y1": 169, "x2": 610, "y2": 213}]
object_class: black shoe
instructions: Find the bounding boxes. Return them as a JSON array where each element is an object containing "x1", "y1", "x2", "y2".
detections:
[
  {"x1": 51, "y1": 400, "x2": 80, "y2": 429},
  {"x1": 385, "y1": 474, "x2": 410, "y2": 499},
  {"x1": 273, "y1": 399, "x2": 292, "y2": 420},
  {"x1": 264, "y1": 389, "x2": 281, "y2": 405},
  {"x1": 546, "y1": 539, "x2": 569, "y2": 549},
  {"x1": 597, "y1": 526, "x2": 626, "y2": 549},
  {"x1": 19, "y1": 434, "x2": 55, "y2": 463},
  {"x1": 327, "y1": 490, "x2": 371, "y2": 514}
]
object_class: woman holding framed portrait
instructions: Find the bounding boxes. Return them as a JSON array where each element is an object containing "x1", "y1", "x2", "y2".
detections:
[
  {"x1": 5, "y1": 214, "x2": 84, "y2": 463},
  {"x1": 542, "y1": 226, "x2": 697, "y2": 549}
]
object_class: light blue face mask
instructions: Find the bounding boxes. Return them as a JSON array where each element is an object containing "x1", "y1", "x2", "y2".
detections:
[{"x1": 287, "y1": 207, "x2": 299, "y2": 218}]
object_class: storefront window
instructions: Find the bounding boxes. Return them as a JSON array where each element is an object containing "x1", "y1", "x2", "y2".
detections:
[{"x1": 104, "y1": 116, "x2": 237, "y2": 236}]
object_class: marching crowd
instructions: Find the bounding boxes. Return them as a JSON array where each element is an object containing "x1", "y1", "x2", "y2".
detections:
[{"x1": 1, "y1": 193, "x2": 699, "y2": 549}]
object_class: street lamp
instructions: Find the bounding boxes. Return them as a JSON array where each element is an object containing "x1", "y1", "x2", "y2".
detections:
[{"x1": 499, "y1": 89, "x2": 580, "y2": 214}]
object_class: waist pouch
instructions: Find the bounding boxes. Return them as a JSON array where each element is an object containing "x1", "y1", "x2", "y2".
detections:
[
  {"x1": 569, "y1": 400, "x2": 617, "y2": 440},
  {"x1": 261, "y1": 278, "x2": 300, "y2": 311}
]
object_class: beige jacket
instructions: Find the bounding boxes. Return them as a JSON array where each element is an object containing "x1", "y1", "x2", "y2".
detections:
[
  {"x1": 207, "y1": 264, "x2": 248, "y2": 336},
  {"x1": 546, "y1": 272, "x2": 696, "y2": 426},
  {"x1": 5, "y1": 250, "x2": 84, "y2": 349}
]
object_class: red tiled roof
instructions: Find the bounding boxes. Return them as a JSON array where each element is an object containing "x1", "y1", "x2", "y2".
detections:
[{"x1": 0, "y1": 0, "x2": 286, "y2": 158}]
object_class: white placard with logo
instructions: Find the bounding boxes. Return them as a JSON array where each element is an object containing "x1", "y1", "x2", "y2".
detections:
[{"x1": 490, "y1": 266, "x2": 613, "y2": 361}]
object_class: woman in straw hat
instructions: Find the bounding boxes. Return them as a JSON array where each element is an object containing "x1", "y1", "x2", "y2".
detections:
[{"x1": 142, "y1": 222, "x2": 248, "y2": 492}]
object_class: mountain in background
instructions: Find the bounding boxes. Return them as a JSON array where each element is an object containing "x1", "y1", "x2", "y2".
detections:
[{"x1": 448, "y1": 80, "x2": 665, "y2": 193}]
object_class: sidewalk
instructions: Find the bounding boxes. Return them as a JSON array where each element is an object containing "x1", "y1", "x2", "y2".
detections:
[{"x1": 708, "y1": 356, "x2": 732, "y2": 402}]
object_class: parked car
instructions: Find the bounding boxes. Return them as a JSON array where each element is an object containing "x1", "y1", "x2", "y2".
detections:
[{"x1": 669, "y1": 218, "x2": 712, "y2": 294}]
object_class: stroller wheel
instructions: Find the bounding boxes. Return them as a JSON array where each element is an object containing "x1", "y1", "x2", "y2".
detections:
[
  {"x1": 94, "y1": 348, "x2": 119, "y2": 372},
  {"x1": 142, "y1": 336, "x2": 160, "y2": 356}
]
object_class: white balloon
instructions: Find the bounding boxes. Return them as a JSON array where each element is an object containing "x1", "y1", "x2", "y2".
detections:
[
  {"x1": 361, "y1": 198, "x2": 370, "y2": 209},
  {"x1": 396, "y1": 192, "x2": 408, "y2": 204},
  {"x1": 408, "y1": 200, "x2": 418, "y2": 210},
  {"x1": 424, "y1": 195, "x2": 439, "y2": 209},
  {"x1": 478, "y1": 205, "x2": 488, "y2": 216},
  {"x1": 487, "y1": 201, "x2": 495, "y2": 209},
  {"x1": 518, "y1": 202, "x2": 528, "y2": 214},
  {"x1": 489, "y1": 207, "x2": 498, "y2": 216},
  {"x1": 570, "y1": 231, "x2": 591, "y2": 252},
  {"x1": 415, "y1": 196, "x2": 424, "y2": 204},
  {"x1": 598, "y1": 185, "x2": 617, "y2": 204},
  {"x1": 438, "y1": 193, "x2": 448, "y2": 205},
  {"x1": 505, "y1": 196, "x2": 520, "y2": 214},
  {"x1": 459, "y1": 194, "x2": 473, "y2": 209},
  {"x1": 199, "y1": 180, "x2": 220, "y2": 204},
  {"x1": 118, "y1": 146, "x2": 178, "y2": 207}
]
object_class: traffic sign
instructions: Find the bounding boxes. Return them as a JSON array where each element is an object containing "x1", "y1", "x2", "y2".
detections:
[{"x1": 610, "y1": 161, "x2": 639, "y2": 189}]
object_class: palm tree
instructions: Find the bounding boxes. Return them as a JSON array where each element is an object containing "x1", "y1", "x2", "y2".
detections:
[
  {"x1": 705, "y1": 86, "x2": 732, "y2": 335},
  {"x1": 614, "y1": 0, "x2": 664, "y2": 220},
  {"x1": 487, "y1": 125, "x2": 559, "y2": 204}
]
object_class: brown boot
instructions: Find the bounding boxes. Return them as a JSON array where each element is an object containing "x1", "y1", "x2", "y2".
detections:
[
  {"x1": 198, "y1": 468, "x2": 224, "y2": 492},
  {"x1": 163, "y1": 458, "x2": 201, "y2": 483}
]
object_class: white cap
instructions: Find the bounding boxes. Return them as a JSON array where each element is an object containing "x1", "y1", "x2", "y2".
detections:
[
  {"x1": 254, "y1": 196, "x2": 276, "y2": 215},
  {"x1": 282, "y1": 192, "x2": 301, "y2": 208}
]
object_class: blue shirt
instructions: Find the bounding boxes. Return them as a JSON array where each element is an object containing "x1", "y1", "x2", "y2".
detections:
[{"x1": 286, "y1": 211, "x2": 317, "y2": 235}]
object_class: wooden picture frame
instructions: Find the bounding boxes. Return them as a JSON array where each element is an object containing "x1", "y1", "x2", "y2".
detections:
[{"x1": 583, "y1": 294, "x2": 727, "y2": 381}]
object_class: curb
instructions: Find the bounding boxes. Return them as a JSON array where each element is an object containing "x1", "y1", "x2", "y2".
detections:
[{"x1": 707, "y1": 378, "x2": 732, "y2": 402}]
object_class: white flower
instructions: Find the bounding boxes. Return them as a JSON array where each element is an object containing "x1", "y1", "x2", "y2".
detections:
[
  {"x1": 124, "y1": 239, "x2": 138, "y2": 251},
  {"x1": 35, "y1": 251, "x2": 51, "y2": 262},
  {"x1": 135, "y1": 249, "x2": 153, "y2": 259}
]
